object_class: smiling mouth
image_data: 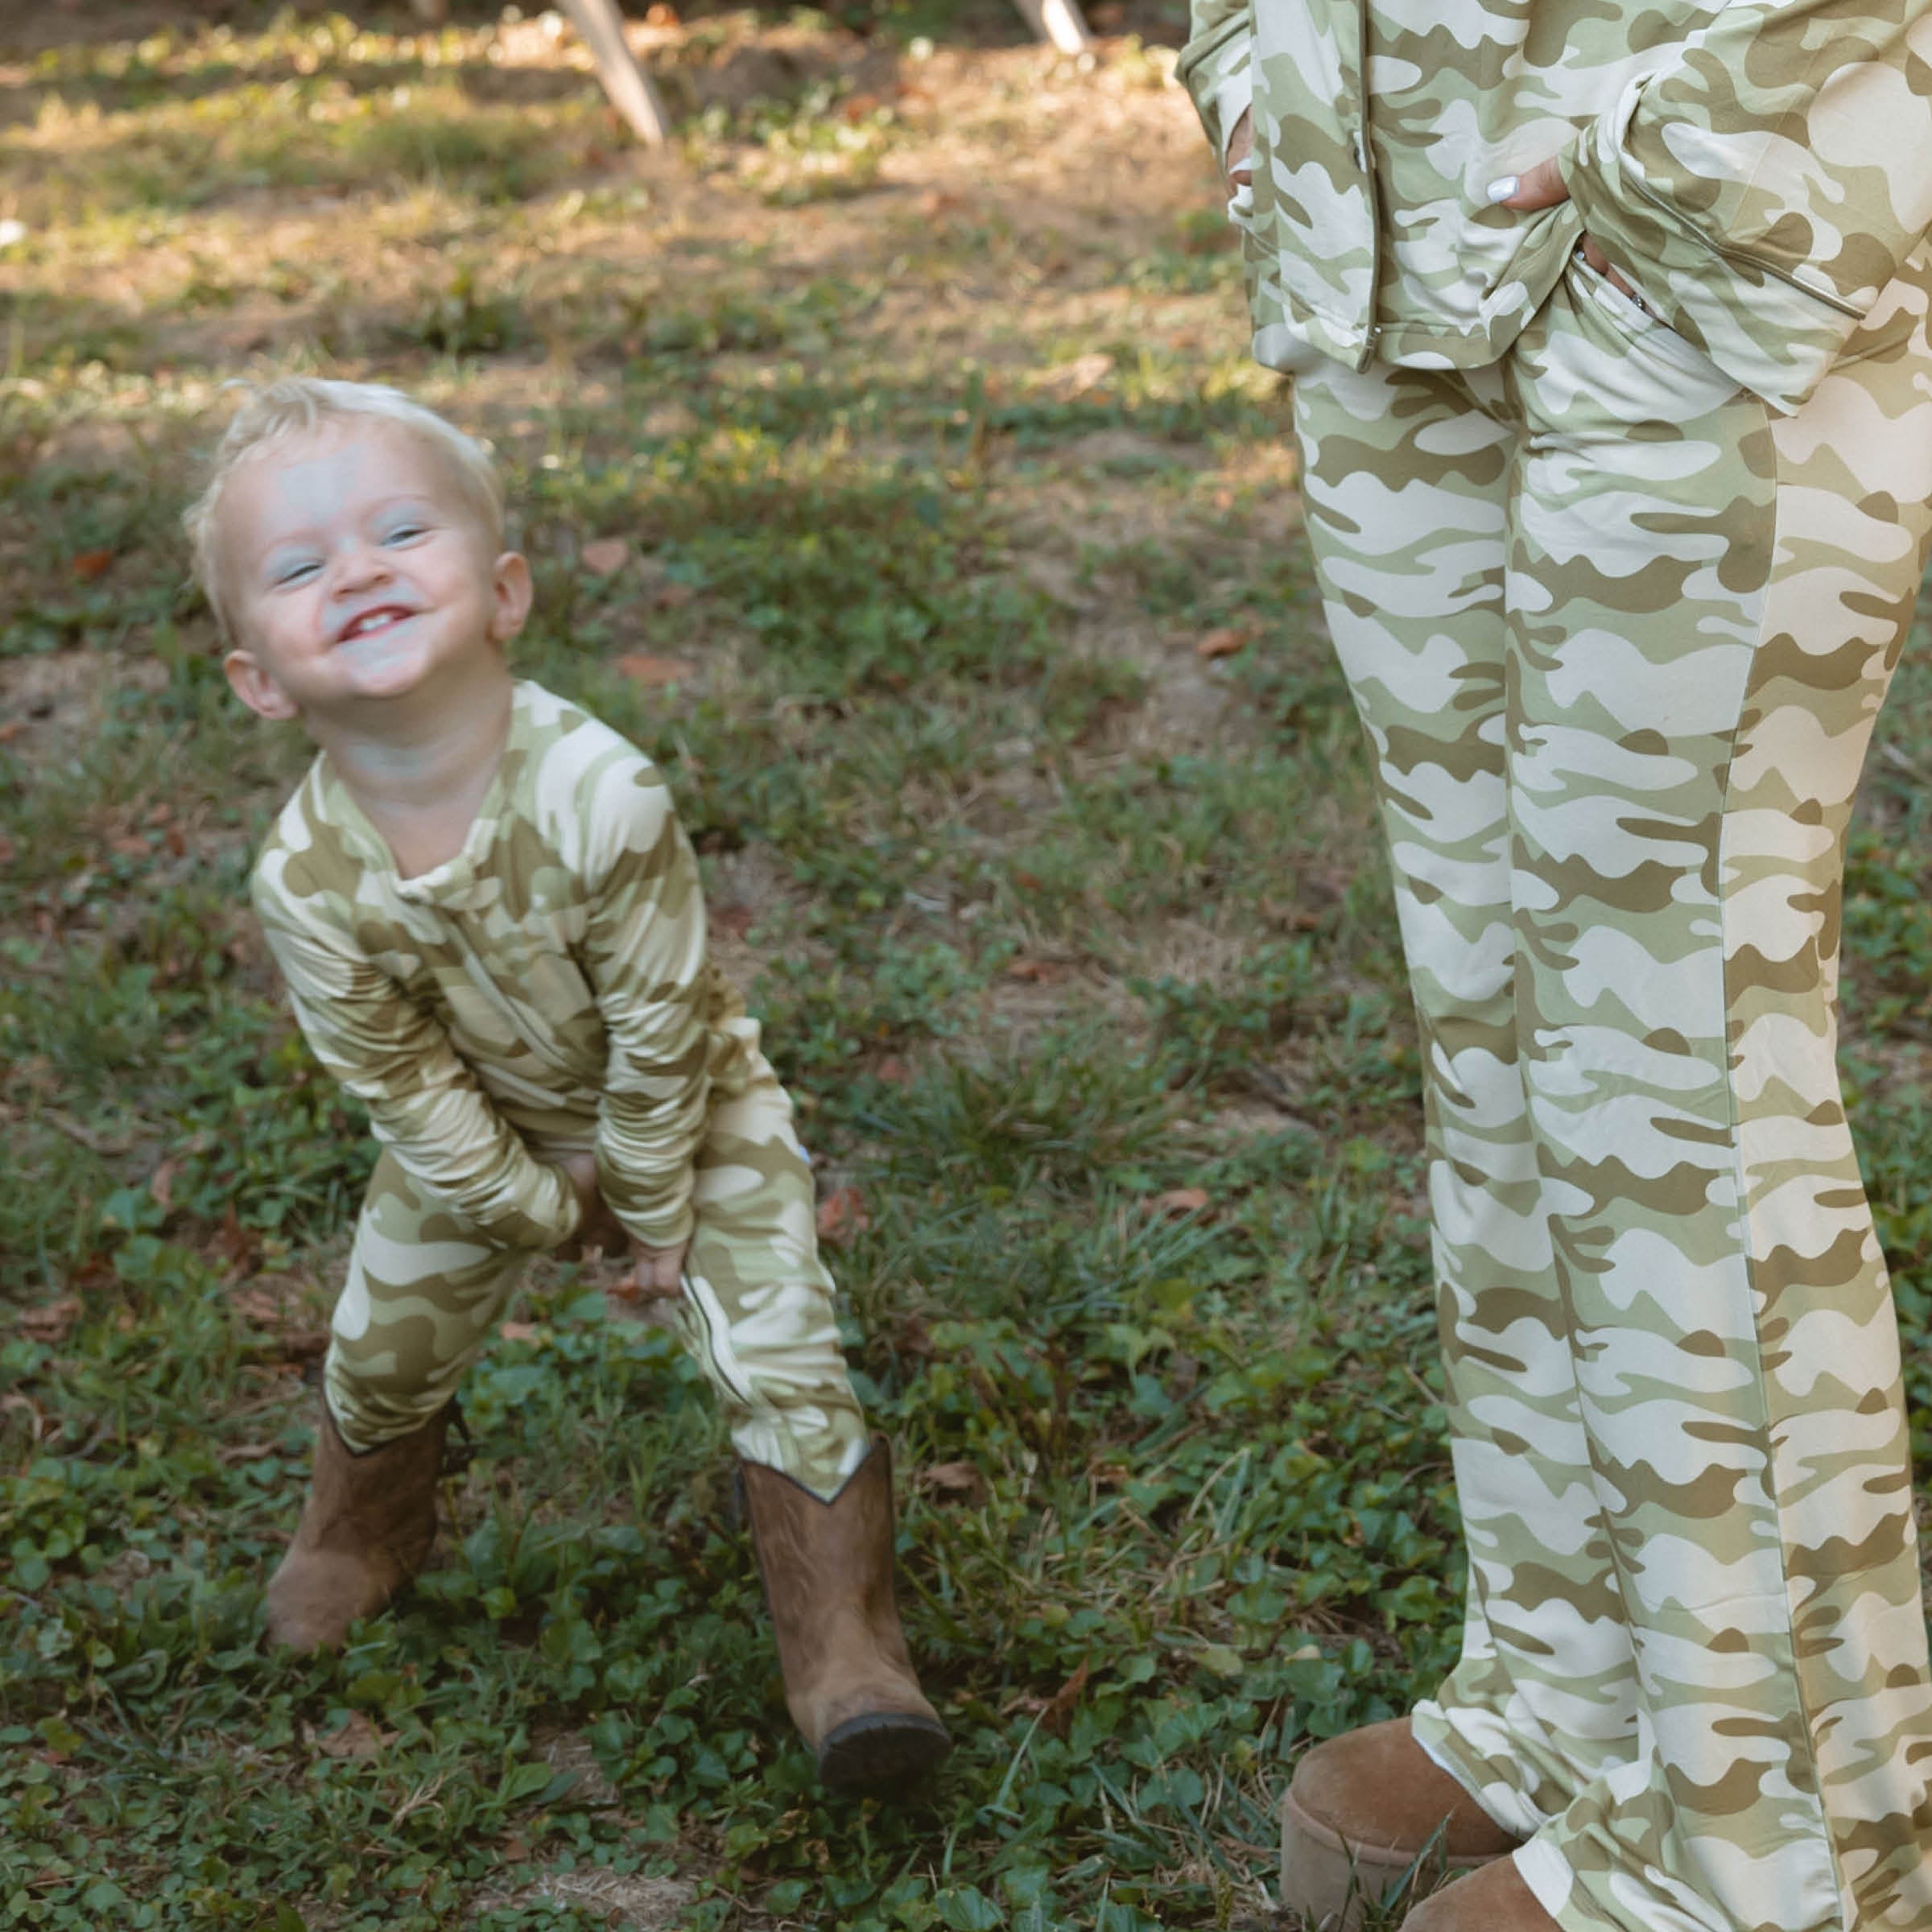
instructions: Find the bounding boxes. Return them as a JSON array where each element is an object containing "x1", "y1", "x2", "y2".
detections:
[{"x1": 336, "y1": 605, "x2": 414, "y2": 644}]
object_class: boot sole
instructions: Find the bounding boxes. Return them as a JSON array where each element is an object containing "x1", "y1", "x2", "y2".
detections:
[
  {"x1": 1279, "y1": 1785, "x2": 1509, "y2": 1931},
  {"x1": 817, "y1": 1712, "x2": 952, "y2": 1790}
]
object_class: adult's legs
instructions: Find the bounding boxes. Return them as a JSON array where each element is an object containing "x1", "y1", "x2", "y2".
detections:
[
  {"x1": 1291, "y1": 347, "x2": 1641, "y2": 1842},
  {"x1": 1291, "y1": 242, "x2": 1932, "y2": 1930},
  {"x1": 1468, "y1": 246, "x2": 1932, "y2": 1932}
]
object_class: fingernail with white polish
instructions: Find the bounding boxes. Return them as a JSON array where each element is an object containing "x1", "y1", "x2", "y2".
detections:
[{"x1": 1486, "y1": 176, "x2": 1519, "y2": 202}]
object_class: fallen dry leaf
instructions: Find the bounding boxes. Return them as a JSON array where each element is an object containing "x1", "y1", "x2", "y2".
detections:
[
  {"x1": 71, "y1": 548, "x2": 114, "y2": 580},
  {"x1": 1004, "y1": 1659, "x2": 1092, "y2": 1738},
  {"x1": 1150, "y1": 1187, "x2": 1211, "y2": 1218},
  {"x1": 314, "y1": 1711, "x2": 391, "y2": 1760},
  {"x1": 205, "y1": 1210, "x2": 262, "y2": 1278},
  {"x1": 1, "y1": 1391, "x2": 48, "y2": 1436},
  {"x1": 815, "y1": 1186, "x2": 870, "y2": 1244},
  {"x1": 148, "y1": 1158, "x2": 180, "y2": 1212},
  {"x1": 499, "y1": 1321, "x2": 540, "y2": 1343},
  {"x1": 1044, "y1": 351, "x2": 1115, "y2": 399},
  {"x1": 1040, "y1": 1659, "x2": 1091, "y2": 1735},
  {"x1": 1005, "y1": 957, "x2": 1070, "y2": 984},
  {"x1": 920, "y1": 1460, "x2": 986, "y2": 1505},
  {"x1": 653, "y1": 582, "x2": 697, "y2": 609},
  {"x1": 580, "y1": 537, "x2": 630, "y2": 576},
  {"x1": 1195, "y1": 625, "x2": 1257, "y2": 661},
  {"x1": 18, "y1": 1298, "x2": 79, "y2": 1344},
  {"x1": 231, "y1": 1286, "x2": 284, "y2": 1326},
  {"x1": 893, "y1": 1313, "x2": 935, "y2": 1357},
  {"x1": 874, "y1": 1055, "x2": 910, "y2": 1084},
  {"x1": 615, "y1": 653, "x2": 697, "y2": 688}
]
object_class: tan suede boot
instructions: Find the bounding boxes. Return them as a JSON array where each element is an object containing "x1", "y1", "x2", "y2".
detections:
[
  {"x1": 264, "y1": 1402, "x2": 448, "y2": 1653},
  {"x1": 740, "y1": 1437, "x2": 951, "y2": 1790},
  {"x1": 1279, "y1": 1719, "x2": 1524, "y2": 1930},
  {"x1": 1401, "y1": 1855, "x2": 1555, "y2": 1930}
]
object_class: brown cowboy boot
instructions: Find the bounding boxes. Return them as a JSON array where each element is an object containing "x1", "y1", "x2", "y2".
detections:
[
  {"x1": 1401, "y1": 1855, "x2": 1554, "y2": 1930},
  {"x1": 740, "y1": 1436, "x2": 951, "y2": 1790},
  {"x1": 264, "y1": 1402, "x2": 449, "y2": 1653},
  {"x1": 1280, "y1": 1719, "x2": 1524, "y2": 1930}
]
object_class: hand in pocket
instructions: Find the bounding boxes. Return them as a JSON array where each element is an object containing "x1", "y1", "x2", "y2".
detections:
[
  {"x1": 1488, "y1": 156, "x2": 1646, "y2": 306},
  {"x1": 1225, "y1": 108, "x2": 1253, "y2": 199}
]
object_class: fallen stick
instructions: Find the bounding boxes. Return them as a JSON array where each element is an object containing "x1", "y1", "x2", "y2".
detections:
[
  {"x1": 1010, "y1": 0, "x2": 1096, "y2": 54},
  {"x1": 561, "y1": 0, "x2": 673, "y2": 147}
]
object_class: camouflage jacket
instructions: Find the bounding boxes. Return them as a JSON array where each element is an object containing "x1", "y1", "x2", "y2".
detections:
[
  {"x1": 1179, "y1": 0, "x2": 1932, "y2": 412},
  {"x1": 252, "y1": 680, "x2": 759, "y2": 1254}
]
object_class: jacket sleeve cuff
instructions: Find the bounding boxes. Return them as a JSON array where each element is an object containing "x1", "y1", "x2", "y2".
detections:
[
  {"x1": 1176, "y1": 19, "x2": 1252, "y2": 166},
  {"x1": 1557, "y1": 77, "x2": 1868, "y2": 416}
]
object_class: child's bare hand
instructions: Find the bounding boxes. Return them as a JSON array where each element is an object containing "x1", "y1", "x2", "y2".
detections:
[
  {"x1": 555, "y1": 1151, "x2": 628, "y2": 1258},
  {"x1": 628, "y1": 1240, "x2": 689, "y2": 1300},
  {"x1": 1488, "y1": 157, "x2": 1645, "y2": 302}
]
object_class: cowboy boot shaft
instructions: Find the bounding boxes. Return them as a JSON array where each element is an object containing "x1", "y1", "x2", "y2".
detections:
[
  {"x1": 265, "y1": 1403, "x2": 447, "y2": 1653},
  {"x1": 740, "y1": 1436, "x2": 949, "y2": 1786}
]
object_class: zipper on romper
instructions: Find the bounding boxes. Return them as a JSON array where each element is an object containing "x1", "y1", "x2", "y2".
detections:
[{"x1": 444, "y1": 917, "x2": 584, "y2": 1080}]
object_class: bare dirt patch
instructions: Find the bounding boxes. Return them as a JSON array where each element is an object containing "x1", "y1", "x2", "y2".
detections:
[{"x1": 0, "y1": 649, "x2": 167, "y2": 774}]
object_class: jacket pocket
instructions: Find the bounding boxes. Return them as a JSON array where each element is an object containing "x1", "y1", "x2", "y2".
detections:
[{"x1": 1566, "y1": 244, "x2": 1726, "y2": 386}]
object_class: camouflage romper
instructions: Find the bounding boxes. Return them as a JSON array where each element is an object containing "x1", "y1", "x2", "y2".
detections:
[
  {"x1": 252, "y1": 680, "x2": 869, "y2": 1500},
  {"x1": 1182, "y1": 1, "x2": 1932, "y2": 1926}
]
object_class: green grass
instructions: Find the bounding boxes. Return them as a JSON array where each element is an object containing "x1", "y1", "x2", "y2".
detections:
[{"x1": 6, "y1": 9, "x2": 1932, "y2": 1931}]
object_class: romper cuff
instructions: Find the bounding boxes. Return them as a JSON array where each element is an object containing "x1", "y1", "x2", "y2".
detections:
[{"x1": 625, "y1": 1202, "x2": 696, "y2": 1253}]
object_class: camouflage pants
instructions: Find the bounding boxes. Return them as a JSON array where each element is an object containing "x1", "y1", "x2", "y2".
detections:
[
  {"x1": 1291, "y1": 243, "x2": 1932, "y2": 1930},
  {"x1": 324, "y1": 1059, "x2": 870, "y2": 1500}
]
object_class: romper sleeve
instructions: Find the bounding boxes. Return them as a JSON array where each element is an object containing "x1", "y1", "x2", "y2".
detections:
[
  {"x1": 1556, "y1": 0, "x2": 1932, "y2": 412},
  {"x1": 251, "y1": 873, "x2": 583, "y2": 1253},
  {"x1": 576, "y1": 760, "x2": 711, "y2": 1253},
  {"x1": 1177, "y1": 0, "x2": 1254, "y2": 167}
]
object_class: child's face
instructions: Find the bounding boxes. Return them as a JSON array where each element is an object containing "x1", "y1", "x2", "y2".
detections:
[{"x1": 218, "y1": 419, "x2": 529, "y2": 724}]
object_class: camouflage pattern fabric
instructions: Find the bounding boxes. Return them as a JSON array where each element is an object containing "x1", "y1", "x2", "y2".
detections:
[
  {"x1": 253, "y1": 680, "x2": 869, "y2": 1498},
  {"x1": 1290, "y1": 243, "x2": 1932, "y2": 1930},
  {"x1": 324, "y1": 1073, "x2": 869, "y2": 1496},
  {"x1": 1179, "y1": 0, "x2": 1932, "y2": 414}
]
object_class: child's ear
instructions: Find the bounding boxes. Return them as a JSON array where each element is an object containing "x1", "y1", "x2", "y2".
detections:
[
  {"x1": 489, "y1": 551, "x2": 533, "y2": 643},
  {"x1": 224, "y1": 647, "x2": 299, "y2": 721}
]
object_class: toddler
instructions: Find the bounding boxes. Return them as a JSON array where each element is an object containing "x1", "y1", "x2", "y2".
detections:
[{"x1": 184, "y1": 377, "x2": 948, "y2": 1790}]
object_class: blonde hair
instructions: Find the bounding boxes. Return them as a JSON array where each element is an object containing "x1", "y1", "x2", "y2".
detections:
[{"x1": 184, "y1": 377, "x2": 505, "y2": 642}]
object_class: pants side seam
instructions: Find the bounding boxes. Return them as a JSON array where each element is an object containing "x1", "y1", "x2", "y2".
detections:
[{"x1": 1713, "y1": 421, "x2": 1850, "y2": 1932}]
